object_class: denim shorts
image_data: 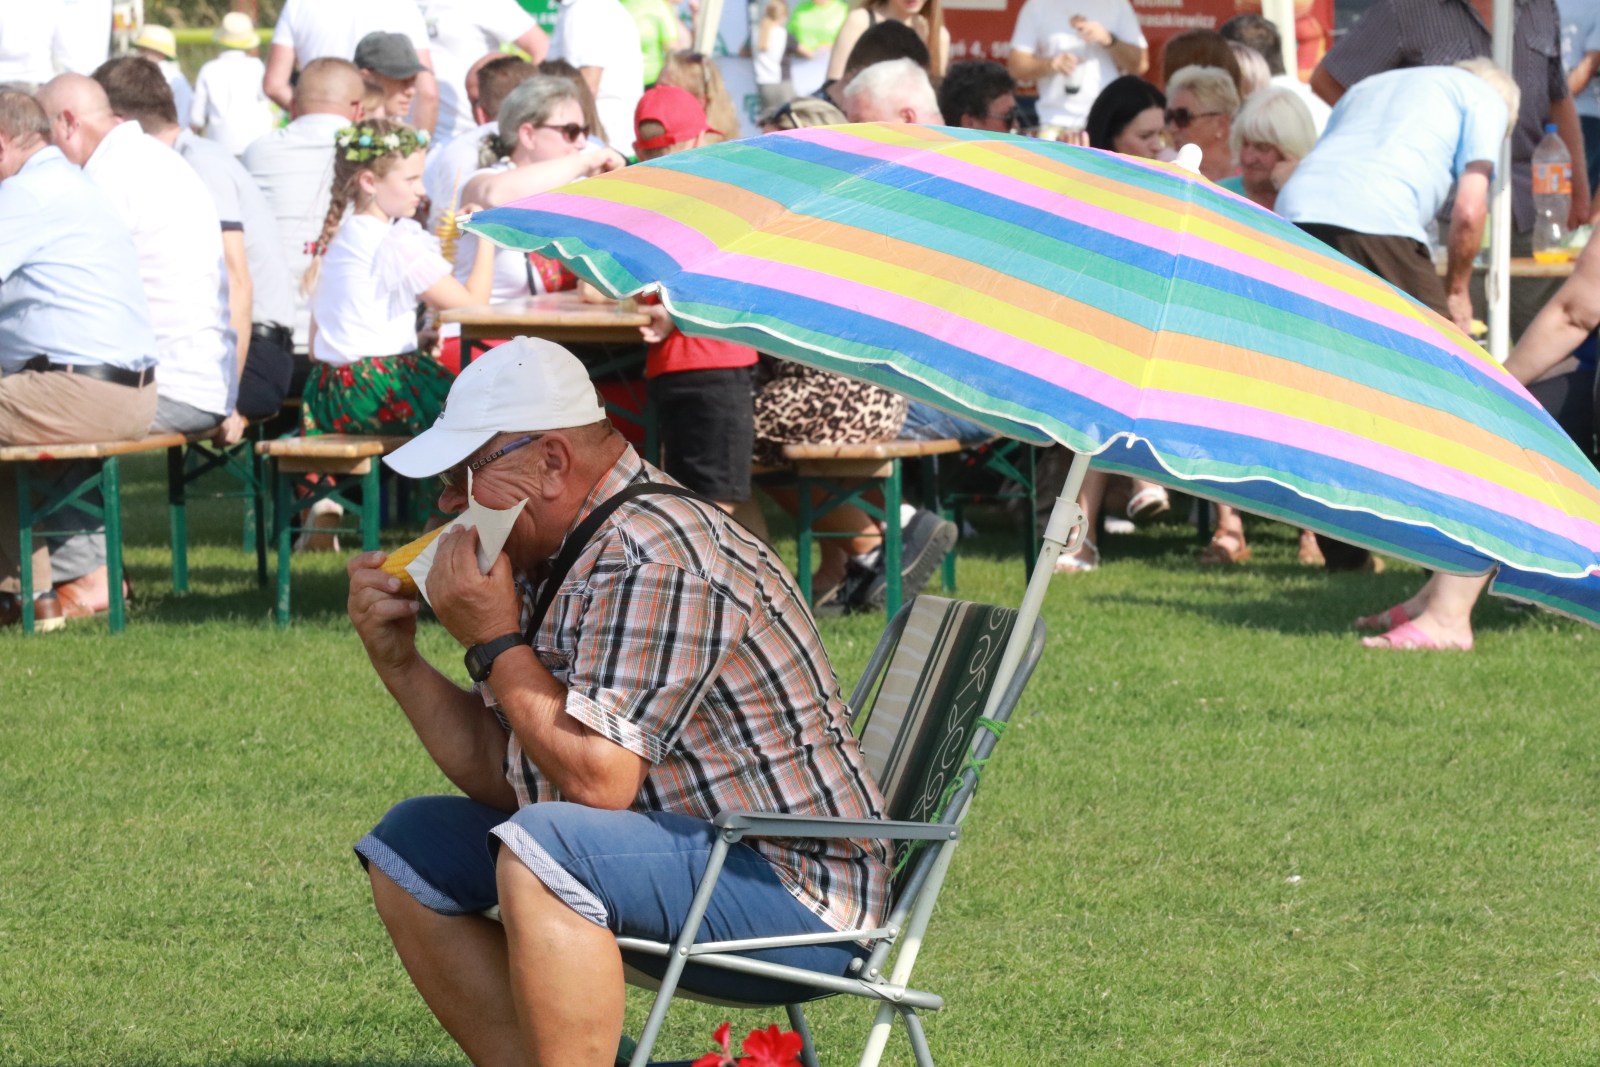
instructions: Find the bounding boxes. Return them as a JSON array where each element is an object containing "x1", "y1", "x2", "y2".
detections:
[{"x1": 355, "y1": 796, "x2": 866, "y2": 1002}]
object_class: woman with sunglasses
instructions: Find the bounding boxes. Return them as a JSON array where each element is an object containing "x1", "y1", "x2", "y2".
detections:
[
  {"x1": 453, "y1": 77, "x2": 624, "y2": 304},
  {"x1": 825, "y1": 0, "x2": 949, "y2": 83},
  {"x1": 1164, "y1": 64, "x2": 1240, "y2": 183}
]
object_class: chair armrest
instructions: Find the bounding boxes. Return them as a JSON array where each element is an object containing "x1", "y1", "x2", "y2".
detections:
[{"x1": 713, "y1": 810, "x2": 958, "y2": 843}]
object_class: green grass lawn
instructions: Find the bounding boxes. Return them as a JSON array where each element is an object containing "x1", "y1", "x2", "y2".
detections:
[{"x1": 5, "y1": 456, "x2": 1600, "y2": 1065}]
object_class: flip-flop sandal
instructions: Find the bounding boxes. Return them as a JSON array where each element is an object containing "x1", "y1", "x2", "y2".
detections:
[
  {"x1": 1361, "y1": 620, "x2": 1473, "y2": 651},
  {"x1": 1126, "y1": 485, "x2": 1170, "y2": 522},
  {"x1": 1354, "y1": 604, "x2": 1410, "y2": 632},
  {"x1": 1198, "y1": 532, "x2": 1251, "y2": 565}
]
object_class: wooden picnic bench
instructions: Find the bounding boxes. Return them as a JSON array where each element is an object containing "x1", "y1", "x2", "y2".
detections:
[{"x1": 255, "y1": 434, "x2": 409, "y2": 627}]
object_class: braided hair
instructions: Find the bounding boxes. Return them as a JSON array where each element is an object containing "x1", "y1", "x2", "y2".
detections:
[{"x1": 301, "y1": 118, "x2": 428, "y2": 295}]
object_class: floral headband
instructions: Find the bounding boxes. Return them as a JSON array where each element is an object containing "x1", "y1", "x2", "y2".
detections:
[{"x1": 335, "y1": 124, "x2": 430, "y2": 163}]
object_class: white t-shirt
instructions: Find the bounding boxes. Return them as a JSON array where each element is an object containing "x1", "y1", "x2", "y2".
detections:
[
  {"x1": 54, "y1": 0, "x2": 110, "y2": 74},
  {"x1": 425, "y1": 119, "x2": 500, "y2": 230},
  {"x1": 311, "y1": 215, "x2": 451, "y2": 365},
  {"x1": 192, "y1": 50, "x2": 278, "y2": 155},
  {"x1": 84, "y1": 122, "x2": 234, "y2": 416},
  {"x1": 550, "y1": 0, "x2": 643, "y2": 155},
  {"x1": 242, "y1": 112, "x2": 349, "y2": 349},
  {"x1": 0, "y1": 0, "x2": 64, "y2": 85},
  {"x1": 449, "y1": 162, "x2": 545, "y2": 302},
  {"x1": 273, "y1": 0, "x2": 431, "y2": 64},
  {"x1": 754, "y1": 23, "x2": 788, "y2": 86},
  {"x1": 418, "y1": 0, "x2": 539, "y2": 142},
  {"x1": 1009, "y1": 0, "x2": 1145, "y2": 131}
]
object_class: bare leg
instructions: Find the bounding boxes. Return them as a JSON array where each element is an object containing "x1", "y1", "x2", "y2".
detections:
[
  {"x1": 1056, "y1": 467, "x2": 1106, "y2": 572},
  {"x1": 368, "y1": 866, "x2": 525, "y2": 1067},
  {"x1": 497, "y1": 852, "x2": 625, "y2": 1067},
  {"x1": 1200, "y1": 504, "x2": 1250, "y2": 564},
  {"x1": 764, "y1": 485, "x2": 882, "y2": 589},
  {"x1": 1362, "y1": 572, "x2": 1484, "y2": 649}
]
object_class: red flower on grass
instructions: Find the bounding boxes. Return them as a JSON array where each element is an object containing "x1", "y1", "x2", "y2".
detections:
[{"x1": 691, "y1": 1021, "x2": 803, "y2": 1066}]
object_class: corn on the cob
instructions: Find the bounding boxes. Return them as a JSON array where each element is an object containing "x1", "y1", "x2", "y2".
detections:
[
  {"x1": 435, "y1": 171, "x2": 463, "y2": 263},
  {"x1": 381, "y1": 524, "x2": 450, "y2": 595}
]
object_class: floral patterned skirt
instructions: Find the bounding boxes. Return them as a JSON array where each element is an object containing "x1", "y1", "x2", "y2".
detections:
[{"x1": 301, "y1": 353, "x2": 454, "y2": 437}]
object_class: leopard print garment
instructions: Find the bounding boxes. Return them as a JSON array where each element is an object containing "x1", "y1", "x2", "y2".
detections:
[{"x1": 752, "y1": 362, "x2": 908, "y2": 467}]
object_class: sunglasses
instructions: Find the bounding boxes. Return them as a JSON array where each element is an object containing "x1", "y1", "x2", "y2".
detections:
[
  {"x1": 538, "y1": 122, "x2": 590, "y2": 143},
  {"x1": 438, "y1": 434, "x2": 542, "y2": 490},
  {"x1": 1164, "y1": 107, "x2": 1223, "y2": 130}
]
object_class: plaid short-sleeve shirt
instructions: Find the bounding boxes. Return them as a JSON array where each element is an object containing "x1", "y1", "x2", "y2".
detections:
[{"x1": 492, "y1": 447, "x2": 891, "y2": 935}]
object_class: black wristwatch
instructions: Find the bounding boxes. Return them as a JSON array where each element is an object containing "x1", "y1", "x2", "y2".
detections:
[{"x1": 464, "y1": 632, "x2": 525, "y2": 683}]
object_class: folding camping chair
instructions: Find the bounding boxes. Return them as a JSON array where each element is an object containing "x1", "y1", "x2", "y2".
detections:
[{"x1": 615, "y1": 595, "x2": 1048, "y2": 1067}]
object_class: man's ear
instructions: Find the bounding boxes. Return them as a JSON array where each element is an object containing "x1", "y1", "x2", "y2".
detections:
[
  {"x1": 536, "y1": 434, "x2": 577, "y2": 499},
  {"x1": 898, "y1": 106, "x2": 917, "y2": 124}
]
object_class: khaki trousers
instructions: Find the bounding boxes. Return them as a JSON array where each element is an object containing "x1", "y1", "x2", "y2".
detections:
[{"x1": 0, "y1": 371, "x2": 157, "y2": 594}]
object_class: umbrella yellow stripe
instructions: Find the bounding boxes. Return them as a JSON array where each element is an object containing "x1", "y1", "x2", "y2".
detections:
[{"x1": 1158, "y1": 358, "x2": 1600, "y2": 521}]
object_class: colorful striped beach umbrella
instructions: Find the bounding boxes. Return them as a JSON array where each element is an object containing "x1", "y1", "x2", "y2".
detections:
[{"x1": 464, "y1": 123, "x2": 1600, "y2": 630}]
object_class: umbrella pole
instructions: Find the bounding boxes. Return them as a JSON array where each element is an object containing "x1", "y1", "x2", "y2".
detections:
[{"x1": 979, "y1": 449, "x2": 1090, "y2": 719}]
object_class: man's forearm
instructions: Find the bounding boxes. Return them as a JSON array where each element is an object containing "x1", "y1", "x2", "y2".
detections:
[
  {"x1": 1108, "y1": 39, "x2": 1146, "y2": 75},
  {"x1": 1007, "y1": 49, "x2": 1052, "y2": 84}
]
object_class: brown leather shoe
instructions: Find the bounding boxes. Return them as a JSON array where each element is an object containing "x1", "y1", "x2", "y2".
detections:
[{"x1": 0, "y1": 590, "x2": 65, "y2": 632}]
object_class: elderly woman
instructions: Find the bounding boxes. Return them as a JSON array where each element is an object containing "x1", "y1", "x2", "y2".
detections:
[
  {"x1": 1164, "y1": 64, "x2": 1240, "y2": 184},
  {"x1": 1217, "y1": 85, "x2": 1317, "y2": 211}
]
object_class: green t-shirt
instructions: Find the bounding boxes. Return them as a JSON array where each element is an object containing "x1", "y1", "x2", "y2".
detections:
[
  {"x1": 621, "y1": 0, "x2": 686, "y2": 85},
  {"x1": 787, "y1": 0, "x2": 848, "y2": 54}
]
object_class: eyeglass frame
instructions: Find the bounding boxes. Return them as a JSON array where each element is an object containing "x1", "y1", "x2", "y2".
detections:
[
  {"x1": 1163, "y1": 107, "x2": 1224, "y2": 130},
  {"x1": 438, "y1": 434, "x2": 543, "y2": 490}
]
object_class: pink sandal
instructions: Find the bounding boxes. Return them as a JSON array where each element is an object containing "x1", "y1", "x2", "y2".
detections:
[{"x1": 1361, "y1": 621, "x2": 1472, "y2": 651}]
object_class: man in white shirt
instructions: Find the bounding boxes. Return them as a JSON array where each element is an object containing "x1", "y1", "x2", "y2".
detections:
[
  {"x1": 99, "y1": 56, "x2": 296, "y2": 423},
  {"x1": 0, "y1": 90, "x2": 158, "y2": 629},
  {"x1": 548, "y1": 0, "x2": 644, "y2": 155},
  {"x1": 424, "y1": 54, "x2": 536, "y2": 230},
  {"x1": 1007, "y1": 0, "x2": 1146, "y2": 137},
  {"x1": 0, "y1": 0, "x2": 69, "y2": 86},
  {"x1": 265, "y1": 0, "x2": 440, "y2": 133},
  {"x1": 243, "y1": 57, "x2": 365, "y2": 356},
  {"x1": 417, "y1": 0, "x2": 549, "y2": 142},
  {"x1": 191, "y1": 12, "x2": 277, "y2": 155}
]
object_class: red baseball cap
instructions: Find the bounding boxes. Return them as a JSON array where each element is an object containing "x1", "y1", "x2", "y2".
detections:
[{"x1": 634, "y1": 85, "x2": 717, "y2": 151}]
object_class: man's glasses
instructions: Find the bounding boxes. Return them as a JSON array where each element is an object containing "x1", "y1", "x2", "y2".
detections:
[
  {"x1": 538, "y1": 122, "x2": 590, "y2": 143},
  {"x1": 438, "y1": 435, "x2": 542, "y2": 490},
  {"x1": 1164, "y1": 107, "x2": 1223, "y2": 129}
]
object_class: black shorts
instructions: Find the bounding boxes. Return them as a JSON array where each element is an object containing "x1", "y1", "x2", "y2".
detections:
[{"x1": 649, "y1": 366, "x2": 754, "y2": 503}]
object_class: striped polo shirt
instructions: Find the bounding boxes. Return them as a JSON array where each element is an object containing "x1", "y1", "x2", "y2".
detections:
[{"x1": 498, "y1": 447, "x2": 891, "y2": 935}]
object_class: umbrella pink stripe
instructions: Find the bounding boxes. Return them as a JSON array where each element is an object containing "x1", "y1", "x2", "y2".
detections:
[
  {"x1": 803, "y1": 130, "x2": 1468, "y2": 362},
  {"x1": 1139, "y1": 390, "x2": 1600, "y2": 548}
]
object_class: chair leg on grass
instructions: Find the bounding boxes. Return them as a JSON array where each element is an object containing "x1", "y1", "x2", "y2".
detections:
[
  {"x1": 901, "y1": 1007, "x2": 935, "y2": 1067},
  {"x1": 786, "y1": 1003, "x2": 821, "y2": 1067}
]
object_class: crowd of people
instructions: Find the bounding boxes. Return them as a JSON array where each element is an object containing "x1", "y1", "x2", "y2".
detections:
[{"x1": 9, "y1": 2, "x2": 1600, "y2": 1062}]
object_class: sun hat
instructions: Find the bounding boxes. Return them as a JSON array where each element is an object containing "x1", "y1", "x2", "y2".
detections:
[
  {"x1": 132, "y1": 25, "x2": 178, "y2": 60},
  {"x1": 354, "y1": 31, "x2": 429, "y2": 79},
  {"x1": 384, "y1": 338, "x2": 609, "y2": 478},
  {"x1": 633, "y1": 84, "x2": 716, "y2": 151},
  {"x1": 214, "y1": 12, "x2": 259, "y2": 50}
]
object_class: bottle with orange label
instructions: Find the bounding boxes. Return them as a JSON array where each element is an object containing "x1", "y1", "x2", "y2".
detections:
[{"x1": 1532, "y1": 123, "x2": 1572, "y2": 263}]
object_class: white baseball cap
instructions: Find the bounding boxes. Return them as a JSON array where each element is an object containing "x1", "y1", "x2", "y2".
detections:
[{"x1": 384, "y1": 338, "x2": 608, "y2": 478}]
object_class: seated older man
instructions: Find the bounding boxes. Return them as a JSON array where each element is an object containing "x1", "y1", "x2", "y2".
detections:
[
  {"x1": 348, "y1": 338, "x2": 889, "y2": 1066},
  {"x1": 0, "y1": 90, "x2": 159, "y2": 628}
]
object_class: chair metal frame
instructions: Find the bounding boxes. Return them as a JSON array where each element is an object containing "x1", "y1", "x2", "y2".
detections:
[{"x1": 618, "y1": 597, "x2": 1049, "y2": 1067}]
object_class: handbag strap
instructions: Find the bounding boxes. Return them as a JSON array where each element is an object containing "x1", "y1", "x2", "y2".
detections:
[{"x1": 524, "y1": 481, "x2": 713, "y2": 640}]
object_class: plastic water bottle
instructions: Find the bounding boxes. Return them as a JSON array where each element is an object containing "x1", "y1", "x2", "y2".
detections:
[{"x1": 1532, "y1": 123, "x2": 1572, "y2": 262}]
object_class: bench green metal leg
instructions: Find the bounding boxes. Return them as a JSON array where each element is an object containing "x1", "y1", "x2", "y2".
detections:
[
  {"x1": 17, "y1": 463, "x2": 36, "y2": 634},
  {"x1": 104, "y1": 458, "x2": 125, "y2": 634},
  {"x1": 168, "y1": 445, "x2": 189, "y2": 595},
  {"x1": 272, "y1": 463, "x2": 294, "y2": 629},
  {"x1": 362, "y1": 463, "x2": 381, "y2": 552},
  {"x1": 883, "y1": 460, "x2": 904, "y2": 618},
  {"x1": 795, "y1": 478, "x2": 816, "y2": 604}
]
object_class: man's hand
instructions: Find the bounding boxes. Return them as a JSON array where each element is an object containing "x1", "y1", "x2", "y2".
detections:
[
  {"x1": 347, "y1": 551, "x2": 421, "y2": 673},
  {"x1": 218, "y1": 412, "x2": 247, "y2": 445},
  {"x1": 1070, "y1": 15, "x2": 1112, "y2": 47},
  {"x1": 428, "y1": 526, "x2": 523, "y2": 648},
  {"x1": 640, "y1": 303, "x2": 676, "y2": 344},
  {"x1": 1050, "y1": 52, "x2": 1080, "y2": 77}
]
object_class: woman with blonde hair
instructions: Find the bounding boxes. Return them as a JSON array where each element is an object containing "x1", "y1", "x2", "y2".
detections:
[
  {"x1": 1218, "y1": 84, "x2": 1316, "y2": 211},
  {"x1": 657, "y1": 50, "x2": 741, "y2": 143},
  {"x1": 1164, "y1": 64, "x2": 1240, "y2": 184},
  {"x1": 825, "y1": 0, "x2": 948, "y2": 82}
]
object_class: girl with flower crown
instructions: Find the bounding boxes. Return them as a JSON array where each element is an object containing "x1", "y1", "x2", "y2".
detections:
[{"x1": 301, "y1": 118, "x2": 496, "y2": 437}]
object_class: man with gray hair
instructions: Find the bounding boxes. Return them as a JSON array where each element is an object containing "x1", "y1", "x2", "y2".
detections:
[
  {"x1": 0, "y1": 89, "x2": 158, "y2": 629},
  {"x1": 842, "y1": 56, "x2": 941, "y2": 124}
]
